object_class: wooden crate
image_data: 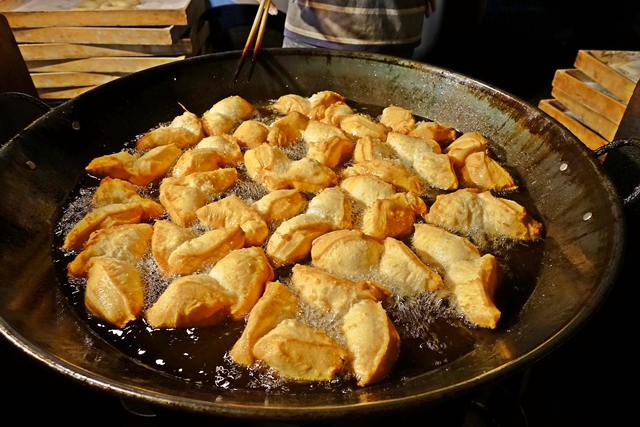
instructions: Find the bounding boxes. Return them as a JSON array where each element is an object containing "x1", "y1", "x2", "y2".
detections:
[
  {"x1": 538, "y1": 99, "x2": 608, "y2": 152},
  {"x1": 574, "y1": 50, "x2": 640, "y2": 103},
  {"x1": 0, "y1": 0, "x2": 210, "y2": 100}
]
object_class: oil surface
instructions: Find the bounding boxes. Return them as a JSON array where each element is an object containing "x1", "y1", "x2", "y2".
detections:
[{"x1": 52, "y1": 99, "x2": 545, "y2": 392}]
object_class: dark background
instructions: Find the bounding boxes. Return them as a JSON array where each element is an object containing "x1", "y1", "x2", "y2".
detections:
[{"x1": 3, "y1": 1, "x2": 640, "y2": 425}]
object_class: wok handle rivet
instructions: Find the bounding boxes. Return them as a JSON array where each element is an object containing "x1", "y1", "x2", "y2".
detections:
[
  {"x1": 583, "y1": 212, "x2": 593, "y2": 221},
  {"x1": 72, "y1": 121, "x2": 81, "y2": 130},
  {"x1": 559, "y1": 163, "x2": 568, "y2": 172}
]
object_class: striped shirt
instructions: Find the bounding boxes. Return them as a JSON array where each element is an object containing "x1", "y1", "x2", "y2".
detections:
[{"x1": 283, "y1": 0, "x2": 427, "y2": 52}]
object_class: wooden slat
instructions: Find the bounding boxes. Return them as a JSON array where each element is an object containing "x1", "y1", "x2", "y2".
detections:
[
  {"x1": 575, "y1": 50, "x2": 637, "y2": 103},
  {"x1": 30, "y1": 71, "x2": 121, "y2": 88},
  {"x1": 552, "y1": 69, "x2": 627, "y2": 124},
  {"x1": 551, "y1": 87, "x2": 618, "y2": 142},
  {"x1": 18, "y1": 40, "x2": 192, "y2": 60},
  {"x1": 26, "y1": 56, "x2": 184, "y2": 73},
  {"x1": 0, "y1": 0, "x2": 196, "y2": 28},
  {"x1": 538, "y1": 99, "x2": 608, "y2": 153},
  {"x1": 13, "y1": 25, "x2": 189, "y2": 45},
  {"x1": 37, "y1": 85, "x2": 97, "y2": 99}
]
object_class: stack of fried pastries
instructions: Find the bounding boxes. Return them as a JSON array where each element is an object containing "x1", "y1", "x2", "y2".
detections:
[{"x1": 61, "y1": 90, "x2": 544, "y2": 387}]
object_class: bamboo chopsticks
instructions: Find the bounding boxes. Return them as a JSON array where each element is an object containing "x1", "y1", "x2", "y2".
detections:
[{"x1": 233, "y1": 0, "x2": 272, "y2": 83}]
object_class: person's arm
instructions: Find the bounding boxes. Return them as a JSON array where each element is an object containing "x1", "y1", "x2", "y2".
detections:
[{"x1": 425, "y1": 0, "x2": 436, "y2": 17}]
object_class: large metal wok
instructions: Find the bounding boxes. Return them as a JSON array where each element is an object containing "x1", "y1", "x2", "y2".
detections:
[{"x1": 0, "y1": 49, "x2": 624, "y2": 421}]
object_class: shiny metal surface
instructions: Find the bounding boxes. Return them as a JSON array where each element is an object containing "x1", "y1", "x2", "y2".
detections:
[{"x1": 0, "y1": 49, "x2": 625, "y2": 421}]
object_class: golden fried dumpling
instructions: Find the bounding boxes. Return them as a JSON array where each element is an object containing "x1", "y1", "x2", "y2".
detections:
[
  {"x1": 362, "y1": 192, "x2": 426, "y2": 241},
  {"x1": 412, "y1": 223, "x2": 481, "y2": 271},
  {"x1": 409, "y1": 121, "x2": 457, "y2": 144},
  {"x1": 266, "y1": 214, "x2": 333, "y2": 266},
  {"x1": 458, "y1": 151, "x2": 517, "y2": 191},
  {"x1": 251, "y1": 189, "x2": 306, "y2": 222},
  {"x1": 447, "y1": 254, "x2": 501, "y2": 329},
  {"x1": 424, "y1": 189, "x2": 543, "y2": 241},
  {"x1": 342, "y1": 159, "x2": 422, "y2": 194},
  {"x1": 271, "y1": 94, "x2": 310, "y2": 116},
  {"x1": 145, "y1": 274, "x2": 233, "y2": 328},
  {"x1": 386, "y1": 132, "x2": 441, "y2": 162},
  {"x1": 229, "y1": 281, "x2": 299, "y2": 366},
  {"x1": 85, "y1": 257, "x2": 144, "y2": 327},
  {"x1": 290, "y1": 265, "x2": 390, "y2": 319},
  {"x1": 151, "y1": 220, "x2": 195, "y2": 275},
  {"x1": 341, "y1": 299, "x2": 400, "y2": 386},
  {"x1": 264, "y1": 158, "x2": 338, "y2": 193},
  {"x1": 196, "y1": 135, "x2": 243, "y2": 165},
  {"x1": 268, "y1": 111, "x2": 310, "y2": 145},
  {"x1": 159, "y1": 168, "x2": 237, "y2": 227},
  {"x1": 63, "y1": 203, "x2": 144, "y2": 251},
  {"x1": 340, "y1": 114, "x2": 389, "y2": 140},
  {"x1": 305, "y1": 187, "x2": 353, "y2": 230},
  {"x1": 136, "y1": 110, "x2": 203, "y2": 150},
  {"x1": 303, "y1": 120, "x2": 354, "y2": 167},
  {"x1": 68, "y1": 223, "x2": 153, "y2": 278},
  {"x1": 252, "y1": 319, "x2": 347, "y2": 381},
  {"x1": 412, "y1": 151, "x2": 458, "y2": 191},
  {"x1": 233, "y1": 120, "x2": 270, "y2": 149},
  {"x1": 244, "y1": 144, "x2": 291, "y2": 183},
  {"x1": 339, "y1": 175, "x2": 396, "y2": 207},
  {"x1": 380, "y1": 105, "x2": 415, "y2": 135},
  {"x1": 166, "y1": 226, "x2": 245, "y2": 275},
  {"x1": 85, "y1": 150, "x2": 139, "y2": 181},
  {"x1": 378, "y1": 237, "x2": 443, "y2": 295},
  {"x1": 307, "y1": 90, "x2": 346, "y2": 120},
  {"x1": 202, "y1": 95, "x2": 256, "y2": 136},
  {"x1": 311, "y1": 229, "x2": 383, "y2": 280},
  {"x1": 208, "y1": 247, "x2": 274, "y2": 320},
  {"x1": 171, "y1": 148, "x2": 223, "y2": 178},
  {"x1": 93, "y1": 177, "x2": 164, "y2": 221},
  {"x1": 445, "y1": 131, "x2": 487, "y2": 168},
  {"x1": 321, "y1": 101, "x2": 354, "y2": 126},
  {"x1": 352, "y1": 136, "x2": 394, "y2": 163},
  {"x1": 196, "y1": 195, "x2": 269, "y2": 246}
]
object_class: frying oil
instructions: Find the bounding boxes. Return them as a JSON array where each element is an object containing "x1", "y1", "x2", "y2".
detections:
[{"x1": 52, "y1": 98, "x2": 545, "y2": 392}]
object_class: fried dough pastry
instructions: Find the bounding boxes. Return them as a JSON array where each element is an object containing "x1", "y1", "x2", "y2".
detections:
[
  {"x1": 271, "y1": 94, "x2": 310, "y2": 116},
  {"x1": 341, "y1": 299, "x2": 400, "y2": 386},
  {"x1": 409, "y1": 121, "x2": 457, "y2": 144},
  {"x1": 86, "y1": 144, "x2": 183, "y2": 186},
  {"x1": 305, "y1": 187, "x2": 353, "y2": 230},
  {"x1": 159, "y1": 168, "x2": 237, "y2": 226},
  {"x1": 342, "y1": 159, "x2": 422, "y2": 194},
  {"x1": 412, "y1": 151, "x2": 459, "y2": 191},
  {"x1": 340, "y1": 114, "x2": 389, "y2": 140},
  {"x1": 445, "y1": 131, "x2": 487, "y2": 168},
  {"x1": 202, "y1": 96, "x2": 256, "y2": 136},
  {"x1": 362, "y1": 192, "x2": 426, "y2": 241},
  {"x1": 380, "y1": 105, "x2": 415, "y2": 135},
  {"x1": 165, "y1": 226, "x2": 245, "y2": 275},
  {"x1": 266, "y1": 214, "x2": 333, "y2": 266},
  {"x1": 264, "y1": 157, "x2": 338, "y2": 192},
  {"x1": 458, "y1": 151, "x2": 517, "y2": 191},
  {"x1": 171, "y1": 148, "x2": 224, "y2": 178},
  {"x1": 229, "y1": 281, "x2": 299, "y2": 366},
  {"x1": 378, "y1": 238, "x2": 443, "y2": 295},
  {"x1": 303, "y1": 120, "x2": 354, "y2": 167},
  {"x1": 252, "y1": 319, "x2": 347, "y2": 381},
  {"x1": 136, "y1": 110, "x2": 203, "y2": 150},
  {"x1": 386, "y1": 132, "x2": 441, "y2": 162},
  {"x1": 145, "y1": 274, "x2": 232, "y2": 328},
  {"x1": 251, "y1": 189, "x2": 306, "y2": 222},
  {"x1": 93, "y1": 177, "x2": 163, "y2": 221},
  {"x1": 290, "y1": 265, "x2": 390, "y2": 319},
  {"x1": 151, "y1": 220, "x2": 195, "y2": 275},
  {"x1": 321, "y1": 101, "x2": 354, "y2": 126},
  {"x1": 196, "y1": 195, "x2": 269, "y2": 246},
  {"x1": 447, "y1": 254, "x2": 501, "y2": 329},
  {"x1": 85, "y1": 257, "x2": 144, "y2": 327},
  {"x1": 412, "y1": 223, "x2": 481, "y2": 271},
  {"x1": 209, "y1": 247, "x2": 274, "y2": 320},
  {"x1": 196, "y1": 135, "x2": 243, "y2": 165},
  {"x1": 233, "y1": 120, "x2": 270, "y2": 149},
  {"x1": 339, "y1": 175, "x2": 396, "y2": 207},
  {"x1": 244, "y1": 144, "x2": 291, "y2": 183},
  {"x1": 307, "y1": 90, "x2": 347, "y2": 120},
  {"x1": 68, "y1": 223, "x2": 153, "y2": 278},
  {"x1": 63, "y1": 202, "x2": 144, "y2": 251},
  {"x1": 269, "y1": 112, "x2": 310, "y2": 145},
  {"x1": 311, "y1": 230, "x2": 383, "y2": 280},
  {"x1": 271, "y1": 91, "x2": 346, "y2": 120},
  {"x1": 424, "y1": 189, "x2": 543, "y2": 241},
  {"x1": 352, "y1": 136, "x2": 395, "y2": 163}
]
